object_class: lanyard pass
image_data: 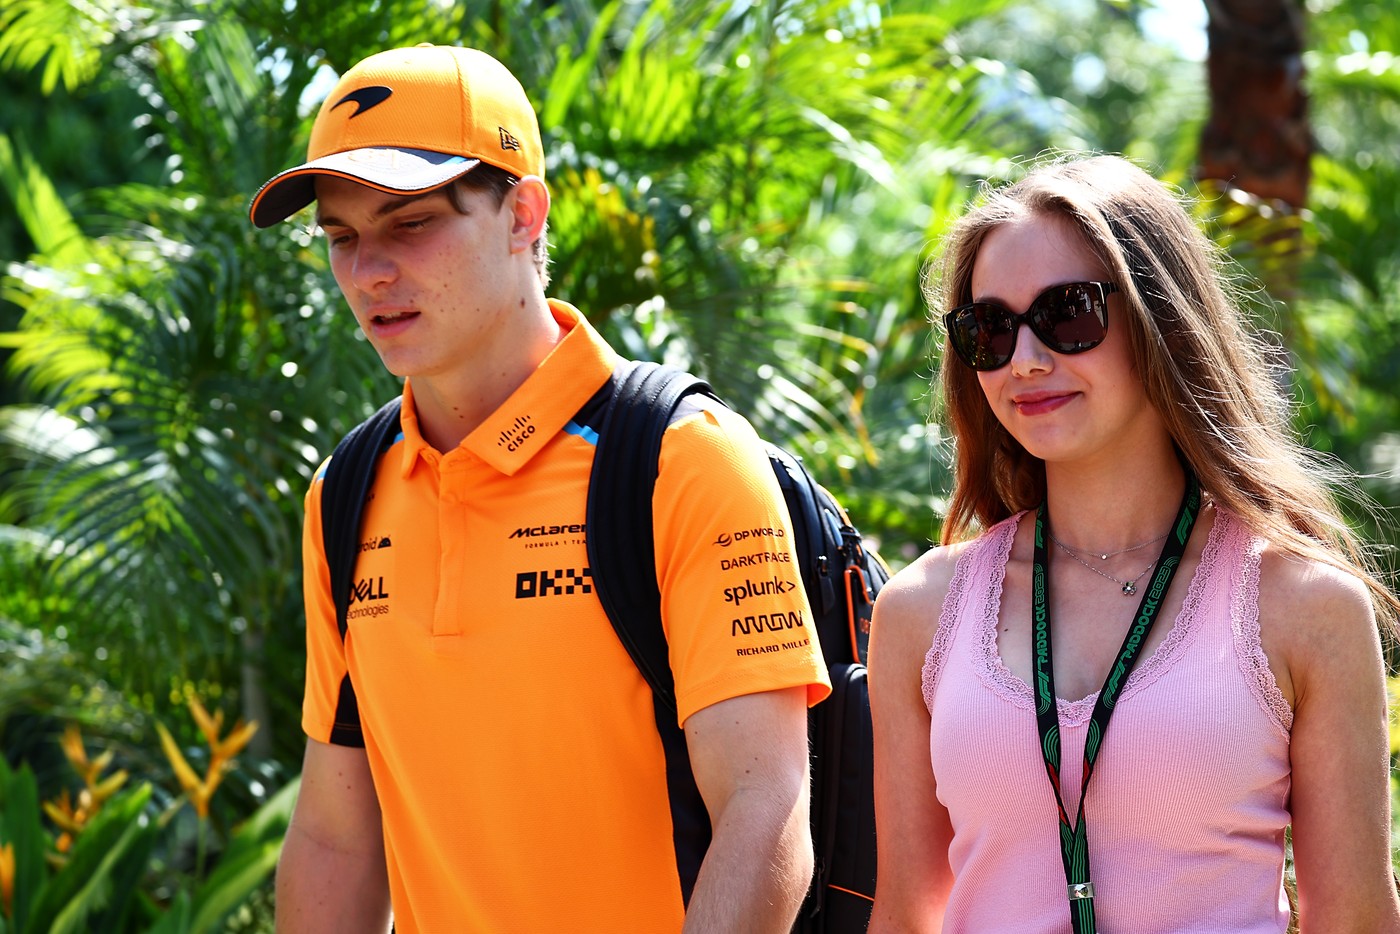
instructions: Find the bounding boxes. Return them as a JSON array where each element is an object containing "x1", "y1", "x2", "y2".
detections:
[{"x1": 1032, "y1": 472, "x2": 1201, "y2": 934}]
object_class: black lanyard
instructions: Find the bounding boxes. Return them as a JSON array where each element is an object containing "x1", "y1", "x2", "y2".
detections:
[{"x1": 1031, "y1": 473, "x2": 1201, "y2": 933}]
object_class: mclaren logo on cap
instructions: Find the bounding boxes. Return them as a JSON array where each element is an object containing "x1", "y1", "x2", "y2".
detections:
[
  {"x1": 499, "y1": 127, "x2": 521, "y2": 151},
  {"x1": 332, "y1": 86, "x2": 393, "y2": 118}
]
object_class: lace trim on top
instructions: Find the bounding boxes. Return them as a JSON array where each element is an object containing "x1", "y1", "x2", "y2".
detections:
[
  {"x1": 1230, "y1": 526, "x2": 1293, "y2": 733},
  {"x1": 924, "y1": 508, "x2": 1245, "y2": 726},
  {"x1": 922, "y1": 514, "x2": 1019, "y2": 714}
]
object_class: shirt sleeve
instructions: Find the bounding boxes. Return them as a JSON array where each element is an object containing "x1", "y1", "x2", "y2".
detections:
[{"x1": 652, "y1": 401, "x2": 832, "y2": 727}]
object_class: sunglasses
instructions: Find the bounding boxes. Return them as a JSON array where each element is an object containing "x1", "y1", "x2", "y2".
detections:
[{"x1": 943, "y1": 281, "x2": 1117, "y2": 372}]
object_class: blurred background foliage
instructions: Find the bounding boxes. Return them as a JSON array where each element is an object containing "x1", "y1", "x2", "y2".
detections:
[{"x1": 0, "y1": 0, "x2": 1397, "y2": 928}]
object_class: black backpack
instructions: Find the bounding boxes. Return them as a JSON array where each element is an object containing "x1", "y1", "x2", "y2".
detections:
[{"x1": 320, "y1": 360, "x2": 887, "y2": 932}]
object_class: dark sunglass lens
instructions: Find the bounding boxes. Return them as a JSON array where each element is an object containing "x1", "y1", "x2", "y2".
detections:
[
  {"x1": 1036, "y1": 283, "x2": 1108, "y2": 352},
  {"x1": 949, "y1": 304, "x2": 1015, "y2": 370}
]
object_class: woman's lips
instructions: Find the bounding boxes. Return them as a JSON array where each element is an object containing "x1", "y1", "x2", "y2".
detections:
[{"x1": 1012, "y1": 390, "x2": 1078, "y2": 416}]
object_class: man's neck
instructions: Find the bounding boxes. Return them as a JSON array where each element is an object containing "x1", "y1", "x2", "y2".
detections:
[{"x1": 408, "y1": 295, "x2": 564, "y2": 453}]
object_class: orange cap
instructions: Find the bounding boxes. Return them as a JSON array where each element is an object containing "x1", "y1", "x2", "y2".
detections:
[{"x1": 249, "y1": 45, "x2": 544, "y2": 228}]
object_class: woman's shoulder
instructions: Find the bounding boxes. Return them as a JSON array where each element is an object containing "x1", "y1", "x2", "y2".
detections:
[
  {"x1": 872, "y1": 522, "x2": 1010, "y2": 658},
  {"x1": 1255, "y1": 538, "x2": 1380, "y2": 702},
  {"x1": 1212, "y1": 508, "x2": 1372, "y2": 627},
  {"x1": 1256, "y1": 541, "x2": 1374, "y2": 628},
  {"x1": 881, "y1": 540, "x2": 971, "y2": 611},
  {"x1": 868, "y1": 541, "x2": 968, "y2": 684}
]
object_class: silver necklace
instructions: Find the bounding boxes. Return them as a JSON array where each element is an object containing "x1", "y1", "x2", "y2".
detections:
[
  {"x1": 1049, "y1": 534, "x2": 1157, "y2": 596},
  {"x1": 1049, "y1": 530, "x2": 1168, "y2": 562}
]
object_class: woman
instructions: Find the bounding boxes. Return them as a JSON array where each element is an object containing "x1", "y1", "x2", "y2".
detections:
[{"x1": 868, "y1": 154, "x2": 1400, "y2": 933}]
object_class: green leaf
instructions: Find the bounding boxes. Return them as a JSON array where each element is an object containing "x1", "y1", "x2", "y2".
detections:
[
  {"x1": 216, "y1": 775, "x2": 297, "y2": 867},
  {"x1": 0, "y1": 133, "x2": 87, "y2": 265},
  {"x1": 0, "y1": 0, "x2": 105, "y2": 93},
  {"x1": 180, "y1": 776, "x2": 298, "y2": 930},
  {"x1": 141, "y1": 891, "x2": 192, "y2": 934},
  {"x1": 0, "y1": 760, "x2": 47, "y2": 932},
  {"x1": 187, "y1": 840, "x2": 282, "y2": 933},
  {"x1": 84, "y1": 800, "x2": 162, "y2": 934},
  {"x1": 23, "y1": 784, "x2": 156, "y2": 934}
]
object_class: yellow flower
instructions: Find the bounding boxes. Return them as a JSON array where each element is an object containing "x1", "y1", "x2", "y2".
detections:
[
  {"x1": 59, "y1": 725, "x2": 90, "y2": 779},
  {"x1": 213, "y1": 718, "x2": 258, "y2": 763},
  {"x1": 90, "y1": 749, "x2": 115, "y2": 778},
  {"x1": 156, "y1": 698, "x2": 259, "y2": 820},
  {"x1": 157, "y1": 721, "x2": 213, "y2": 818},
  {"x1": 1, "y1": 841, "x2": 14, "y2": 919},
  {"x1": 42, "y1": 789, "x2": 87, "y2": 834},
  {"x1": 43, "y1": 724, "x2": 130, "y2": 854},
  {"x1": 56, "y1": 723, "x2": 126, "y2": 795},
  {"x1": 41, "y1": 788, "x2": 95, "y2": 854},
  {"x1": 91, "y1": 768, "x2": 130, "y2": 805},
  {"x1": 188, "y1": 696, "x2": 224, "y2": 749}
]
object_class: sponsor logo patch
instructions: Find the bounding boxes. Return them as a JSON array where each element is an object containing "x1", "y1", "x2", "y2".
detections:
[
  {"x1": 509, "y1": 523, "x2": 587, "y2": 550},
  {"x1": 516, "y1": 568, "x2": 593, "y2": 598},
  {"x1": 348, "y1": 575, "x2": 391, "y2": 620},
  {"x1": 331, "y1": 86, "x2": 393, "y2": 118},
  {"x1": 713, "y1": 527, "x2": 785, "y2": 547},
  {"x1": 509, "y1": 524, "x2": 586, "y2": 539},
  {"x1": 498, "y1": 415, "x2": 536, "y2": 452},
  {"x1": 736, "y1": 635, "x2": 810, "y2": 657},
  {"x1": 723, "y1": 577, "x2": 794, "y2": 606},
  {"x1": 720, "y1": 550, "x2": 792, "y2": 571},
  {"x1": 730, "y1": 612, "x2": 804, "y2": 637}
]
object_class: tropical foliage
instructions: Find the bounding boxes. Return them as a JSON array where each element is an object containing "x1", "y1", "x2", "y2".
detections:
[
  {"x1": 0, "y1": 697, "x2": 290, "y2": 933},
  {"x1": 1, "y1": 0, "x2": 1397, "y2": 928}
]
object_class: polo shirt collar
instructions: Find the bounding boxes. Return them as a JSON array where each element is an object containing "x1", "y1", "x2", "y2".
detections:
[{"x1": 396, "y1": 300, "x2": 617, "y2": 477}]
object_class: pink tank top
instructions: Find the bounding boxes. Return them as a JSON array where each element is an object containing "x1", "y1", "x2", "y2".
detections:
[{"x1": 922, "y1": 509, "x2": 1292, "y2": 933}]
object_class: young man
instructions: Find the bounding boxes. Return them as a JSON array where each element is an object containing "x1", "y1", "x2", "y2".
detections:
[{"x1": 249, "y1": 45, "x2": 831, "y2": 933}]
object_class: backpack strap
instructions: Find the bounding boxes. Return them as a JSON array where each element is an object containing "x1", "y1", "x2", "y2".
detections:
[
  {"x1": 584, "y1": 360, "x2": 716, "y2": 904},
  {"x1": 768, "y1": 445, "x2": 835, "y2": 632},
  {"x1": 322, "y1": 397, "x2": 404, "y2": 639},
  {"x1": 585, "y1": 360, "x2": 715, "y2": 713},
  {"x1": 318, "y1": 397, "x2": 402, "y2": 747}
]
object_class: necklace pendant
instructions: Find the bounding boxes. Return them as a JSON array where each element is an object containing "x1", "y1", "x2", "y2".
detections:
[{"x1": 1122, "y1": 581, "x2": 1137, "y2": 596}]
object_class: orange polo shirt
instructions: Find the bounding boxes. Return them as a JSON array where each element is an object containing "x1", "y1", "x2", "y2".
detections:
[{"x1": 300, "y1": 300, "x2": 830, "y2": 932}]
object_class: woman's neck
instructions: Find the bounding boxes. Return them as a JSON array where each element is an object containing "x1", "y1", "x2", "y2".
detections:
[{"x1": 1041, "y1": 453, "x2": 1188, "y2": 556}]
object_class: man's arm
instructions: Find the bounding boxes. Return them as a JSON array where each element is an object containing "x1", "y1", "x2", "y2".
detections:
[
  {"x1": 681, "y1": 686, "x2": 813, "y2": 933},
  {"x1": 275, "y1": 738, "x2": 392, "y2": 934}
]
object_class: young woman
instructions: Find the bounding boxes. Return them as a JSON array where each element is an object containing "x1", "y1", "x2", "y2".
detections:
[{"x1": 868, "y1": 154, "x2": 1400, "y2": 933}]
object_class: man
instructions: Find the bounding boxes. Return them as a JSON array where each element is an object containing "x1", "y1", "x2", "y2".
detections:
[{"x1": 249, "y1": 44, "x2": 831, "y2": 933}]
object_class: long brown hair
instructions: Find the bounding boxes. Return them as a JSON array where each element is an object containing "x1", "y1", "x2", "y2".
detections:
[{"x1": 925, "y1": 153, "x2": 1398, "y2": 630}]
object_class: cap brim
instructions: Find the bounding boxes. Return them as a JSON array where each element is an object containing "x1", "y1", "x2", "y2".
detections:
[{"x1": 248, "y1": 148, "x2": 481, "y2": 228}]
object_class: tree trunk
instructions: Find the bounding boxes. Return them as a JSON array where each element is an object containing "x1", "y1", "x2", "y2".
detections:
[
  {"x1": 1198, "y1": 0, "x2": 1310, "y2": 320},
  {"x1": 1198, "y1": 0, "x2": 1310, "y2": 207},
  {"x1": 242, "y1": 627, "x2": 274, "y2": 760}
]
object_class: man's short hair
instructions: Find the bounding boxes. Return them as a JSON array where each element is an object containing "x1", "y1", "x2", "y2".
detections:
[{"x1": 447, "y1": 165, "x2": 551, "y2": 288}]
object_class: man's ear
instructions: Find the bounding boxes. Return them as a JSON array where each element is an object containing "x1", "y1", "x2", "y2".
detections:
[{"x1": 508, "y1": 176, "x2": 550, "y2": 253}]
